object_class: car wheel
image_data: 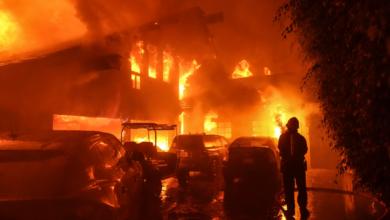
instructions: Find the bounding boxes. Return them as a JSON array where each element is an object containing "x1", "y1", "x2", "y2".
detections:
[
  {"x1": 146, "y1": 178, "x2": 162, "y2": 197},
  {"x1": 208, "y1": 159, "x2": 218, "y2": 178},
  {"x1": 177, "y1": 168, "x2": 189, "y2": 187}
]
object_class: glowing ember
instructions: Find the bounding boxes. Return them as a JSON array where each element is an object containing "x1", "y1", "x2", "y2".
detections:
[
  {"x1": 179, "y1": 60, "x2": 201, "y2": 100},
  {"x1": 264, "y1": 67, "x2": 271, "y2": 75},
  {"x1": 204, "y1": 111, "x2": 218, "y2": 133},
  {"x1": 163, "y1": 48, "x2": 173, "y2": 82},
  {"x1": 129, "y1": 41, "x2": 144, "y2": 73},
  {"x1": 0, "y1": 11, "x2": 21, "y2": 52},
  {"x1": 232, "y1": 60, "x2": 253, "y2": 79},
  {"x1": 148, "y1": 44, "x2": 157, "y2": 78}
]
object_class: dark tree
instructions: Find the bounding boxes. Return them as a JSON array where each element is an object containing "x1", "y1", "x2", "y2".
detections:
[{"x1": 276, "y1": 0, "x2": 390, "y2": 203}]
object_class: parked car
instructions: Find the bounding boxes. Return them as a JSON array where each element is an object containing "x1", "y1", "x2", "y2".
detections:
[
  {"x1": 169, "y1": 134, "x2": 230, "y2": 185},
  {"x1": 0, "y1": 130, "x2": 143, "y2": 220},
  {"x1": 222, "y1": 136, "x2": 281, "y2": 190}
]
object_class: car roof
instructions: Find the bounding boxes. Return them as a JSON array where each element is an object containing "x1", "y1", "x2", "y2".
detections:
[{"x1": 0, "y1": 130, "x2": 114, "y2": 151}]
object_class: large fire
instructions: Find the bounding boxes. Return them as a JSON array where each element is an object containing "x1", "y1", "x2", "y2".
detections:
[
  {"x1": 204, "y1": 111, "x2": 218, "y2": 133},
  {"x1": 53, "y1": 115, "x2": 122, "y2": 139},
  {"x1": 163, "y1": 49, "x2": 173, "y2": 82},
  {"x1": 179, "y1": 60, "x2": 201, "y2": 100},
  {"x1": 272, "y1": 106, "x2": 286, "y2": 138},
  {"x1": 129, "y1": 41, "x2": 172, "y2": 81},
  {"x1": 133, "y1": 134, "x2": 169, "y2": 151},
  {"x1": 232, "y1": 60, "x2": 253, "y2": 79},
  {"x1": 0, "y1": 11, "x2": 21, "y2": 52},
  {"x1": 130, "y1": 41, "x2": 144, "y2": 73},
  {"x1": 148, "y1": 44, "x2": 157, "y2": 78}
]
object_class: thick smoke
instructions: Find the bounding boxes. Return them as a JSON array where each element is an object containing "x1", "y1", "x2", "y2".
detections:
[{"x1": 0, "y1": 0, "x2": 85, "y2": 55}]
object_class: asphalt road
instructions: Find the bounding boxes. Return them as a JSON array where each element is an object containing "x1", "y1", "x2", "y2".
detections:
[{"x1": 139, "y1": 172, "x2": 284, "y2": 220}]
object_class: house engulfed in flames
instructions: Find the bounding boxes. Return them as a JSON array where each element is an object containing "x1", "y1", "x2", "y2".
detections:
[
  {"x1": 0, "y1": 7, "x2": 337, "y2": 169},
  {"x1": 0, "y1": 7, "x2": 223, "y2": 152}
]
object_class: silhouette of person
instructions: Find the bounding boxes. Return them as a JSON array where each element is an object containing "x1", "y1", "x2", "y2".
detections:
[{"x1": 278, "y1": 117, "x2": 309, "y2": 217}]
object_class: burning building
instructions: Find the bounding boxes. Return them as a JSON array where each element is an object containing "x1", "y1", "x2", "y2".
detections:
[
  {"x1": 0, "y1": 7, "x2": 222, "y2": 151},
  {"x1": 0, "y1": 5, "x2": 337, "y2": 168},
  {"x1": 180, "y1": 59, "x2": 339, "y2": 169}
]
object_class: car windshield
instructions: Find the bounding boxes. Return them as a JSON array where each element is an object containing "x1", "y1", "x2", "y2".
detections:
[
  {"x1": 230, "y1": 138, "x2": 272, "y2": 148},
  {"x1": 173, "y1": 136, "x2": 204, "y2": 149}
]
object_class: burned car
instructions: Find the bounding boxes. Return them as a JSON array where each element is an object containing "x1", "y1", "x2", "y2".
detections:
[
  {"x1": 169, "y1": 134, "x2": 229, "y2": 185},
  {"x1": 222, "y1": 136, "x2": 281, "y2": 190},
  {"x1": 0, "y1": 131, "x2": 143, "y2": 220}
]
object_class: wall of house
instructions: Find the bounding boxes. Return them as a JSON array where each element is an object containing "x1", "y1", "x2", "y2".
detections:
[{"x1": 0, "y1": 45, "x2": 180, "y2": 132}]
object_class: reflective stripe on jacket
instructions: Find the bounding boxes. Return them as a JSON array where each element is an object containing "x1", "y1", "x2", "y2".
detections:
[{"x1": 278, "y1": 130, "x2": 307, "y2": 163}]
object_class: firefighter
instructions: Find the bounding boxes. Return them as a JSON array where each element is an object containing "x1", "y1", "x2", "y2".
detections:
[{"x1": 278, "y1": 117, "x2": 310, "y2": 217}]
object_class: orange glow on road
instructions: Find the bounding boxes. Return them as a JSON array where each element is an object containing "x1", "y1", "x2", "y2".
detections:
[{"x1": 232, "y1": 60, "x2": 253, "y2": 79}]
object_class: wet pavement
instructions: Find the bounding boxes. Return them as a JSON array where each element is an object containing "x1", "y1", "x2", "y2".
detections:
[{"x1": 139, "y1": 169, "x2": 388, "y2": 220}]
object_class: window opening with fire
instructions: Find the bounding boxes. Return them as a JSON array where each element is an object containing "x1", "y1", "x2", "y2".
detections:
[
  {"x1": 163, "y1": 46, "x2": 173, "y2": 82},
  {"x1": 130, "y1": 41, "x2": 143, "y2": 73},
  {"x1": 217, "y1": 122, "x2": 231, "y2": 138},
  {"x1": 148, "y1": 44, "x2": 157, "y2": 78},
  {"x1": 131, "y1": 74, "x2": 140, "y2": 90}
]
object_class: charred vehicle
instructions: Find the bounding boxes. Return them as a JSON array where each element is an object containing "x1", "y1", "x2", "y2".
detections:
[
  {"x1": 222, "y1": 137, "x2": 281, "y2": 190},
  {"x1": 169, "y1": 134, "x2": 229, "y2": 185},
  {"x1": 121, "y1": 123, "x2": 179, "y2": 195},
  {"x1": 0, "y1": 131, "x2": 143, "y2": 220}
]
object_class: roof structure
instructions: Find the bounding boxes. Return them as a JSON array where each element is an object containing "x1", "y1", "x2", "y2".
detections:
[{"x1": 122, "y1": 123, "x2": 177, "y2": 131}]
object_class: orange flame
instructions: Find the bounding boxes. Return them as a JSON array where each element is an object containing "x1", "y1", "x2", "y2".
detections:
[
  {"x1": 0, "y1": 11, "x2": 21, "y2": 52},
  {"x1": 232, "y1": 60, "x2": 253, "y2": 79},
  {"x1": 148, "y1": 44, "x2": 157, "y2": 78},
  {"x1": 264, "y1": 67, "x2": 271, "y2": 75},
  {"x1": 53, "y1": 115, "x2": 122, "y2": 139},
  {"x1": 133, "y1": 134, "x2": 169, "y2": 151},
  {"x1": 272, "y1": 106, "x2": 286, "y2": 138},
  {"x1": 204, "y1": 111, "x2": 218, "y2": 133},
  {"x1": 179, "y1": 112, "x2": 184, "y2": 134},
  {"x1": 163, "y1": 49, "x2": 173, "y2": 82},
  {"x1": 179, "y1": 60, "x2": 200, "y2": 100},
  {"x1": 133, "y1": 135, "x2": 148, "y2": 143},
  {"x1": 129, "y1": 41, "x2": 144, "y2": 73}
]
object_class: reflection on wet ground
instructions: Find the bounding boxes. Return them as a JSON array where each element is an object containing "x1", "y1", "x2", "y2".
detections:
[
  {"x1": 140, "y1": 169, "x2": 387, "y2": 220},
  {"x1": 303, "y1": 191, "x2": 386, "y2": 220},
  {"x1": 140, "y1": 171, "x2": 283, "y2": 220}
]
